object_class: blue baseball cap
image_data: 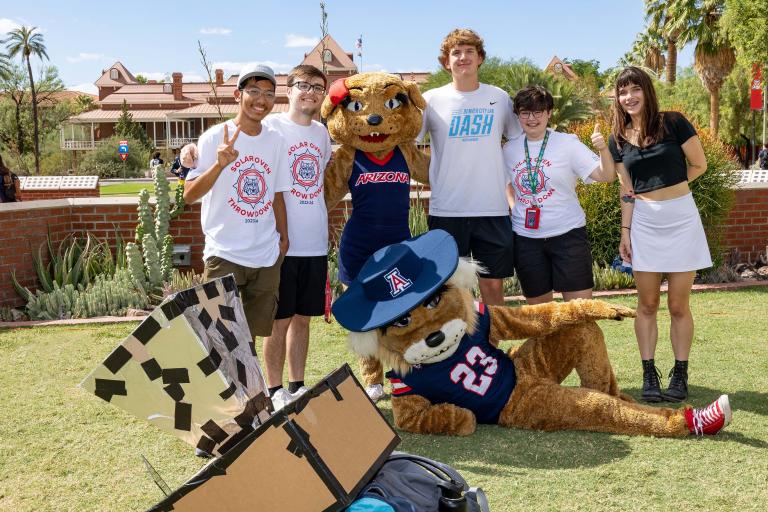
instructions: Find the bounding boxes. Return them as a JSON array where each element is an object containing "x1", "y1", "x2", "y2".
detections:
[{"x1": 332, "y1": 230, "x2": 459, "y2": 332}]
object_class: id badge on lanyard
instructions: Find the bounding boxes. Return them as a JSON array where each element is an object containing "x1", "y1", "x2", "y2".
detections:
[{"x1": 523, "y1": 131, "x2": 549, "y2": 230}]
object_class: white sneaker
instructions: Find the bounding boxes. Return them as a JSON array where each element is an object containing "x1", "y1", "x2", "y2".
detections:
[
  {"x1": 366, "y1": 383, "x2": 386, "y2": 403},
  {"x1": 292, "y1": 386, "x2": 309, "y2": 397},
  {"x1": 270, "y1": 388, "x2": 295, "y2": 412}
]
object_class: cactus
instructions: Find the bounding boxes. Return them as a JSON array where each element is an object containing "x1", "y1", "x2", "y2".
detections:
[
  {"x1": 136, "y1": 189, "x2": 153, "y2": 243},
  {"x1": 142, "y1": 234, "x2": 163, "y2": 289},
  {"x1": 153, "y1": 168, "x2": 171, "y2": 243},
  {"x1": 125, "y1": 242, "x2": 147, "y2": 290},
  {"x1": 161, "y1": 234, "x2": 174, "y2": 282},
  {"x1": 170, "y1": 182, "x2": 185, "y2": 219}
]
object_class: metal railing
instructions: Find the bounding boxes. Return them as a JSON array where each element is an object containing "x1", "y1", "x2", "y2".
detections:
[{"x1": 61, "y1": 140, "x2": 104, "y2": 150}]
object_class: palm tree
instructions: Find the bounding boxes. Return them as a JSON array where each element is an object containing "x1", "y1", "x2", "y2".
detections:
[
  {"x1": 680, "y1": 0, "x2": 735, "y2": 134},
  {"x1": 3, "y1": 26, "x2": 49, "y2": 174},
  {"x1": 0, "y1": 52, "x2": 11, "y2": 79},
  {"x1": 645, "y1": 0, "x2": 698, "y2": 84},
  {"x1": 625, "y1": 29, "x2": 667, "y2": 77}
]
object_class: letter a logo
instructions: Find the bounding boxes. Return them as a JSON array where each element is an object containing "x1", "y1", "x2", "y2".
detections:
[{"x1": 384, "y1": 268, "x2": 413, "y2": 297}]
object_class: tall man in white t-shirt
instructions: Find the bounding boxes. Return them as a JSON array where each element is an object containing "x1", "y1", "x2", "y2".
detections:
[
  {"x1": 261, "y1": 65, "x2": 332, "y2": 410},
  {"x1": 183, "y1": 64, "x2": 290, "y2": 346},
  {"x1": 418, "y1": 28, "x2": 522, "y2": 305}
]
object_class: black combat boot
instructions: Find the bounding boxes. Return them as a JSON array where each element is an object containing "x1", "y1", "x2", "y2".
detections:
[
  {"x1": 664, "y1": 360, "x2": 689, "y2": 402},
  {"x1": 641, "y1": 359, "x2": 663, "y2": 402}
]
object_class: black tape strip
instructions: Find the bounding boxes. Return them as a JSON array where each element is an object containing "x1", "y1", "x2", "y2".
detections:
[
  {"x1": 236, "y1": 359, "x2": 247, "y2": 388},
  {"x1": 141, "y1": 358, "x2": 162, "y2": 381},
  {"x1": 251, "y1": 392, "x2": 273, "y2": 415},
  {"x1": 174, "y1": 402, "x2": 192, "y2": 431},
  {"x1": 178, "y1": 289, "x2": 200, "y2": 308},
  {"x1": 330, "y1": 385, "x2": 343, "y2": 402},
  {"x1": 217, "y1": 424, "x2": 253, "y2": 455},
  {"x1": 201, "y1": 419, "x2": 229, "y2": 444},
  {"x1": 219, "y1": 382, "x2": 236, "y2": 400},
  {"x1": 198, "y1": 309, "x2": 212, "y2": 329},
  {"x1": 196, "y1": 347, "x2": 222, "y2": 376},
  {"x1": 160, "y1": 300, "x2": 182, "y2": 321},
  {"x1": 94, "y1": 378, "x2": 127, "y2": 402},
  {"x1": 216, "y1": 319, "x2": 239, "y2": 351},
  {"x1": 164, "y1": 383, "x2": 185, "y2": 402},
  {"x1": 133, "y1": 316, "x2": 161, "y2": 345},
  {"x1": 248, "y1": 341, "x2": 257, "y2": 357},
  {"x1": 283, "y1": 420, "x2": 347, "y2": 501},
  {"x1": 162, "y1": 368, "x2": 190, "y2": 384},
  {"x1": 234, "y1": 403, "x2": 255, "y2": 427},
  {"x1": 103, "y1": 345, "x2": 132, "y2": 374},
  {"x1": 203, "y1": 281, "x2": 219, "y2": 299},
  {"x1": 222, "y1": 275, "x2": 236, "y2": 292},
  {"x1": 218, "y1": 305, "x2": 236, "y2": 321},
  {"x1": 196, "y1": 435, "x2": 216, "y2": 455}
]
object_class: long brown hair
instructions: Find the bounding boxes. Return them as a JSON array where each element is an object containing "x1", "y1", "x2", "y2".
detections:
[
  {"x1": 611, "y1": 66, "x2": 664, "y2": 149},
  {"x1": 0, "y1": 154, "x2": 10, "y2": 176}
]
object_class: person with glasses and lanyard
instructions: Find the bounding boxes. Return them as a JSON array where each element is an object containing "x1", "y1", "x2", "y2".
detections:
[
  {"x1": 259, "y1": 65, "x2": 332, "y2": 410},
  {"x1": 183, "y1": 64, "x2": 290, "y2": 385},
  {"x1": 502, "y1": 85, "x2": 616, "y2": 305}
]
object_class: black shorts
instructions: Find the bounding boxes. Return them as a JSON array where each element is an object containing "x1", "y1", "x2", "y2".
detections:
[
  {"x1": 513, "y1": 226, "x2": 594, "y2": 298},
  {"x1": 428, "y1": 215, "x2": 515, "y2": 279},
  {"x1": 275, "y1": 255, "x2": 328, "y2": 319}
]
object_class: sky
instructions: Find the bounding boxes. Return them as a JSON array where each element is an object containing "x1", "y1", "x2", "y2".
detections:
[{"x1": 1, "y1": 0, "x2": 695, "y2": 95}]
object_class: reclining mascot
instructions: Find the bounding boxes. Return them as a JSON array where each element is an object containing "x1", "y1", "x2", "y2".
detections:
[{"x1": 332, "y1": 230, "x2": 733, "y2": 438}]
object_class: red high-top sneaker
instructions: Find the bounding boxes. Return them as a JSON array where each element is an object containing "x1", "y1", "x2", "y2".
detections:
[{"x1": 685, "y1": 395, "x2": 732, "y2": 435}]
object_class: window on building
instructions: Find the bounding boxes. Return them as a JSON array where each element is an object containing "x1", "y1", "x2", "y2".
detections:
[
  {"x1": 163, "y1": 83, "x2": 172, "y2": 94},
  {"x1": 323, "y1": 49, "x2": 332, "y2": 63},
  {"x1": 110, "y1": 68, "x2": 119, "y2": 80}
]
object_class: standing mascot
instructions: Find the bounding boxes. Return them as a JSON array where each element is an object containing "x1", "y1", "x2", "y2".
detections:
[
  {"x1": 322, "y1": 72, "x2": 430, "y2": 401},
  {"x1": 332, "y1": 230, "x2": 732, "y2": 438}
]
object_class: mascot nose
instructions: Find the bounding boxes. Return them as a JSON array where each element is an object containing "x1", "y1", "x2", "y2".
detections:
[
  {"x1": 425, "y1": 331, "x2": 445, "y2": 348},
  {"x1": 367, "y1": 114, "x2": 383, "y2": 126}
]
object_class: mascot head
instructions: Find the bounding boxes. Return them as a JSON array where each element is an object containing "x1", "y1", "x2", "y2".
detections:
[
  {"x1": 321, "y1": 72, "x2": 426, "y2": 153},
  {"x1": 332, "y1": 230, "x2": 482, "y2": 375}
]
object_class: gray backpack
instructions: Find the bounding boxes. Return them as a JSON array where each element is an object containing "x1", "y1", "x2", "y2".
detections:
[{"x1": 361, "y1": 451, "x2": 491, "y2": 512}]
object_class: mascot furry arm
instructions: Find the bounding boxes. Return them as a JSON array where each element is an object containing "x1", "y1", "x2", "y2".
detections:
[{"x1": 321, "y1": 72, "x2": 430, "y2": 210}]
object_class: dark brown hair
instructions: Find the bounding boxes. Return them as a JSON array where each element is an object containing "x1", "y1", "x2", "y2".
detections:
[
  {"x1": 287, "y1": 64, "x2": 327, "y2": 89},
  {"x1": 438, "y1": 28, "x2": 486, "y2": 69},
  {"x1": 513, "y1": 85, "x2": 554, "y2": 114},
  {"x1": 0, "y1": 154, "x2": 9, "y2": 176},
  {"x1": 611, "y1": 66, "x2": 664, "y2": 149}
]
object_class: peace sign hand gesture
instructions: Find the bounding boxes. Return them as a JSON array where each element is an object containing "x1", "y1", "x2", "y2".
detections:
[{"x1": 217, "y1": 124, "x2": 241, "y2": 169}]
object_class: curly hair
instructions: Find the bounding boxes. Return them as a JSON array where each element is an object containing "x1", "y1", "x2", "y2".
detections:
[{"x1": 438, "y1": 28, "x2": 486, "y2": 69}]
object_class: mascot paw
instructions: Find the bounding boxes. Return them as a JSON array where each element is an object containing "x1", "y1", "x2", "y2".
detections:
[
  {"x1": 603, "y1": 302, "x2": 636, "y2": 320},
  {"x1": 619, "y1": 392, "x2": 636, "y2": 403}
]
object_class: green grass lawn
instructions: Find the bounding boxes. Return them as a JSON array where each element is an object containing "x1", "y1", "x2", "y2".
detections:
[
  {"x1": 1, "y1": 289, "x2": 766, "y2": 511},
  {"x1": 100, "y1": 181, "x2": 180, "y2": 196}
]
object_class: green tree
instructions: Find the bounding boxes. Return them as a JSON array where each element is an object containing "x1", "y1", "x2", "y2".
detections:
[
  {"x1": 114, "y1": 99, "x2": 150, "y2": 148},
  {"x1": 0, "y1": 52, "x2": 11, "y2": 79},
  {"x1": 645, "y1": 0, "x2": 699, "y2": 83},
  {"x1": 422, "y1": 58, "x2": 593, "y2": 130},
  {"x1": 721, "y1": 0, "x2": 768, "y2": 67},
  {"x1": 2, "y1": 26, "x2": 49, "y2": 174},
  {"x1": 622, "y1": 29, "x2": 667, "y2": 77},
  {"x1": 73, "y1": 94, "x2": 96, "y2": 113},
  {"x1": 135, "y1": 74, "x2": 148, "y2": 84}
]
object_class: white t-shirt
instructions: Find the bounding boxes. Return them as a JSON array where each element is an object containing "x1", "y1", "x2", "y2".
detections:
[
  {"x1": 187, "y1": 119, "x2": 290, "y2": 267},
  {"x1": 503, "y1": 129, "x2": 600, "y2": 238},
  {"x1": 418, "y1": 83, "x2": 522, "y2": 217},
  {"x1": 262, "y1": 113, "x2": 332, "y2": 256}
]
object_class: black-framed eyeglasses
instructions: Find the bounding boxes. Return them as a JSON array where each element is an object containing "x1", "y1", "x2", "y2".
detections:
[
  {"x1": 518, "y1": 111, "x2": 545, "y2": 120},
  {"x1": 242, "y1": 88, "x2": 276, "y2": 101},
  {"x1": 293, "y1": 81, "x2": 326, "y2": 94}
]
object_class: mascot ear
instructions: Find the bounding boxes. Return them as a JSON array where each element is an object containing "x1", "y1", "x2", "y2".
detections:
[
  {"x1": 447, "y1": 257, "x2": 483, "y2": 290},
  {"x1": 405, "y1": 81, "x2": 426, "y2": 110},
  {"x1": 322, "y1": 78, "x2": 349, "y2": 118},
  {"x1": 348, "y1": 330, "x2": 379, "y2": 358}
]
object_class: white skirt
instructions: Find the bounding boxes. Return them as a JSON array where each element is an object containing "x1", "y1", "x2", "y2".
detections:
[{"x1": 631, "y1": 193, "x2": 713, "y2": 272}]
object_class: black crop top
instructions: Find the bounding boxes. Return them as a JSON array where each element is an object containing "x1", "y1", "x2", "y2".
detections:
[{"x1": 608, "y1": 111, "x2": 697, "y2": 194}]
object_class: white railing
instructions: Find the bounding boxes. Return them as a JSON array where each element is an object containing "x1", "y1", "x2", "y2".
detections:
[
  {"x1": 168, "y1": 137, "x2": 197, "y2": 149},
  {"x1": 61, "y1": 140, "x2": 103, "y2": 150}
]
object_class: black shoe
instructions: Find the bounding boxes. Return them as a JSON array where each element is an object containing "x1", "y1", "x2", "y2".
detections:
[
  {"x1": 663, "y1": 360, "x2": 688, "y2": 402},
  {"x1": 641, "y1": 359, "x2": 664, "y2": 402},
  {"x1": 194, "y1": 448, "x2": 213, "y2": 459}
]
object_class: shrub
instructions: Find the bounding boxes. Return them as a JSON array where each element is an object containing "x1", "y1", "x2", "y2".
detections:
[{"x1": 78, "y1": 135, "x2": 150, "y2": 178}]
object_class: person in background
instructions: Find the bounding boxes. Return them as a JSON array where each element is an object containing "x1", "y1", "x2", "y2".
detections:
[
  {"x1": 149, "y1": 151, "x2": 164, "y2": 168},
  {"x1": 0, "y1": 154, "x2": 21, "y2": 203},
  {"x1": 758, "y1": 143, "x2": 768, "y2": 170},
  {"x1": 604, "y1": 66, "x2": 709, "y2": 404}
]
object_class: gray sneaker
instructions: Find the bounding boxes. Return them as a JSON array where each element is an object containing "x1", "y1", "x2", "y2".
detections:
[
  {"x1": 270, "y1": 388, "x2": 296, "y2": 412},
  {"x1": 365, "y1": 383, "x2": 386, "y2": 403}
]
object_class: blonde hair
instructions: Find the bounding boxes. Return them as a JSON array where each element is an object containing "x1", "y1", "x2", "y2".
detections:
[{"x1": 438, "y1": 28, "x2": 486, "y2": 69}]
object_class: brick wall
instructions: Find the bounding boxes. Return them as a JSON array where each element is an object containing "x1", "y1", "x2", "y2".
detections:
[
  {"x1": 20, "y1": 189, "x2": 100, "y2": 201},
  {"x1": 721, "y1": 186, "x2": 768, "y2": 262}
]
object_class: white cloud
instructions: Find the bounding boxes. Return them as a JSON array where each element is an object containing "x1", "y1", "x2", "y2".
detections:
[
  {"x1": 68, "y1": 82, "x2": 98, "y2": 95},
  {"x1": 66, "y1": 53, "x2": 104, "y2": 64},
  {"x1": 0, "y1": 18, "x2": 22, "y2": 34},
  {"x1": 213, "y1": 60, "x2": 293, "y2": 75},
  {"x1": 136, "y1": 71, "x2": 169, "y2": 82},
  {"x1": 361, "y1": 63, "x2": 388, "y2": 73},
  {"x1": 284, "y1": 34, "x2": 319, "y2": 48},
  {"x1": 200, "y1": 27, "x2": 232, "y2": 35}
]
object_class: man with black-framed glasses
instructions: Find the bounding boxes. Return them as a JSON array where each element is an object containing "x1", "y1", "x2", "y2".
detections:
[
  {"x1": 261, "y1": 65, "x2": 332, "y2": 410},
  {"x1": 183, "y1": 64, "x2": 290, "y2": 386}
]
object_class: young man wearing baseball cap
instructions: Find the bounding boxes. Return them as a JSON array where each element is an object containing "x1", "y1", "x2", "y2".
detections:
[{"x1": 184, "y1": 64, "x2": 290, "y2": 353}]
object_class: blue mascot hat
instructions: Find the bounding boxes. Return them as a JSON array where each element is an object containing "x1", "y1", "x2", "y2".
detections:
[{"x1": 332, "y1": 230, "x2": 459, "y2": 332}]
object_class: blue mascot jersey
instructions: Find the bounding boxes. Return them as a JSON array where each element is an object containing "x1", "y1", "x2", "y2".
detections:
[
  {"x1": 338, "y1": 148, "x2": 411, "y2": 285},
  {"x1": 385, "y1": 303, "x2": 517, "y2": 424}
]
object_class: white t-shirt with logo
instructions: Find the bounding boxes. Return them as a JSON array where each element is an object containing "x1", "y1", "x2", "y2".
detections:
[
  {"x1": 187, "y1": 119, "x2": 290, "y2": 267},
  {"x1": 263, "y1": 114, "x2": 331, "y2": 257},
  {"x1": 503, "y1": 129, "x2": 599, "y2": 238},
  {"x1": 418, "y1": 83, "x2": 522, "y2": 217}
]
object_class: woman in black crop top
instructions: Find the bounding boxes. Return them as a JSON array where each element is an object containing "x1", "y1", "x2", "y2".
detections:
[{"x1": 595, "y1": 67, "x2": 710, "y2": 404}]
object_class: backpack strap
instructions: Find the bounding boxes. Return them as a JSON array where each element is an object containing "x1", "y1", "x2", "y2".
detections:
[{"x1": 386, "y1": 452, "x2": 468, "y2": 491}]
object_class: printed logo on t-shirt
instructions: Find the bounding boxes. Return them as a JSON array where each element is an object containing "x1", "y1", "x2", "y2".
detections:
[
  {"x1": 511, "y1": 158, "x2": 555, "y2": 207},
  {"x1": 448, "y1": 107, "x2": 495, "y2": 141},
  {"x1": 227, "y1": 155, "x2": 274, "y2": 222},
  {"x1": 287, "y1": 141, "x2": 325, "y2": 205}
]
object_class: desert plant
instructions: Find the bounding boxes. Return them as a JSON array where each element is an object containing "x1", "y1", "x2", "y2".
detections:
[
  {"x1": 161, "y1": 269, "x2": 205, "y2": 299},
  {"x1": 592, "y1": 263, "x2": 637, "y2": 290}
]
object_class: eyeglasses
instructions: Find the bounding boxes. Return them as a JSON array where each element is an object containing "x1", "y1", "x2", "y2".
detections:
[
  {"x1": 241, "y1": 88, "x2": 276, "y2": 101},
  {"x1": 292, "y1": 81, "x2": 326, "y2": 94},
  {"x1": 518, "y1": 111, "x2": 545, "y2": 120}
]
